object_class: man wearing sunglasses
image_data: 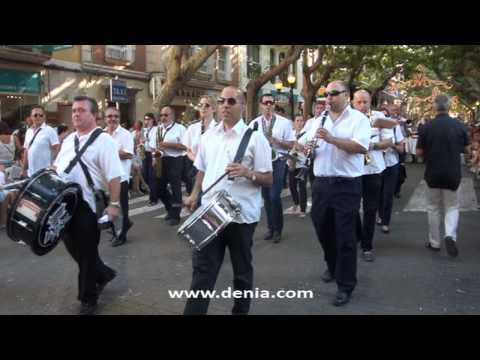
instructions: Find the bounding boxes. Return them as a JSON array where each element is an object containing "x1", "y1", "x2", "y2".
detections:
[
  {"x1": 105, "y1": 107, "x2": 135, "y2": 247},
  {"x1": 22, "y1": 105, "x2": 60, "y2": 178},
  {"x1": 183, "y1": 86, "x2": 272, "y2": 315},
  {"x1": 298, "y1": 81, "x2": 371, "y2": 306},
  {"x1": 155, "y1": 106, "x2": 186, "y2": 226},
  {"x1": 249, "y1": 94, "x2": 295, "y2": 244}
]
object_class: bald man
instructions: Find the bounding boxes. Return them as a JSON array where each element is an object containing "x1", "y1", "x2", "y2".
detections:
[{"x1": 352, "y1": 90, "x2": 394, "y2": 262}]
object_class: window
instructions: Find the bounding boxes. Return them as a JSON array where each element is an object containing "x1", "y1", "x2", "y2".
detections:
[
  {"x1": 269, "y1": 48, "x2": 276, "y2": 84},
  {"x1": 217, "y1": 47, "x2": 228, "y2": 80},
  {"x1": 247, "y1": 45, "x2": 260, "y2": 79},
  {"x1": 193, "y1": 45, "x2": 210, "y2": 74},
  {"x1": 105, "y1": 45, "x2": 135, "y2": 63}
]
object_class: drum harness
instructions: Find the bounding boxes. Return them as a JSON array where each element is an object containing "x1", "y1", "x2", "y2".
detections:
[{"x1": 63, "y1": 128, "x2": 118, "y2": 240}]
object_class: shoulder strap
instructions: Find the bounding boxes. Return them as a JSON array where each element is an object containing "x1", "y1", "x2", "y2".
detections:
[
  {"x1": 28, "y1": 128, "x2": 42, "y2": 148},
  {"x1": 233, "y1": 127, "x2": 255, "y2": 163},
  {"x1": 64, "y1": 128, "x2": 104, "y2": 175}
]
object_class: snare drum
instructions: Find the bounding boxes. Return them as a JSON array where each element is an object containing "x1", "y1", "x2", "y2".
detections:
[
  {"x1": 177, "y1": 190, "x2": 241, "y2": 251},
  {"x1": 6, "y1": 169, "x2": 81, "y2": 256}
]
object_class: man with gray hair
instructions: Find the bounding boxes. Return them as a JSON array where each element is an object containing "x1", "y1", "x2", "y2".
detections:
[{"x1": 416, "y1": 94, "x2": 469, "y2": 257}]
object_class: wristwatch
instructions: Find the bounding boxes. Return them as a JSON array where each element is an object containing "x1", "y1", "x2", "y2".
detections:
[
  {"x1": 109, "y1": 201, "x2": 121, "y2": 208},
  {"x1": 250, "y1": 171, "x2": 257, "y2": 182}
]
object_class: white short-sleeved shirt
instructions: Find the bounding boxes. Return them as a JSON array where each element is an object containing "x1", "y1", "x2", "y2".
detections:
[
  {"x1": 299, "y1": 106, "x2": 371, "y2": 178},
  {"x1": 143, "y1": 126, "x2": 157, "y2": 152},
  {"x1": 108, "y1": 125, "x2": 134, "y2": 182},
  {"x1": 24, "y1": 123, "x2": 60, "y2": 177},
  {"x1": 195, "y1": 119, "x2": 273, "y2": 224},
  {"x1": 363, "y1": 110, "x2": 394, "y2": 175},
  {"x1": 182, "y1": 119, "x2": 219, "y2": 158},
  {"x1": 54, "y1": 128, "x2": 123, "y2": 214},
  {"x1": 148, "y1": 122, "x2": 186, "y2": 158},
  {"x1": 384, "y1": 123, "x2": 405, "y2": 168},
  {"x1": 249, "y1": 114, "x2": 295, "y2": 156},
  {"x1": 291, "y1": 129, "x2": 308, "y2": 169}
]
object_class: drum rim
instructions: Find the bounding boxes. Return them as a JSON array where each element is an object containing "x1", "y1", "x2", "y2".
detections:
[{"x1": 6, "y1": 169, "x2": 81, "y2": 245}]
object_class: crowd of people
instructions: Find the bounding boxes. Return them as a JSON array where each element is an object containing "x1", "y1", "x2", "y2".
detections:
[{"x1": 0, "y1": 81, "x2": 472, "y2": 315}]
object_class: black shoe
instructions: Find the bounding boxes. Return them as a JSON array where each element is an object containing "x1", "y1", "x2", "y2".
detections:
[
  {"x1": 321, "y1": 269, "x2": 335, "y2": 283},
  {"x1": 264, "y1": 231, "x2": 274, "y2": 241},
  {"x1": 168, "y1": 218, "x2": 180, "y2": 226},
  {"x1": 97, "y1": 269, "x2": 117, "y2": 295},
  {"x1": 425, "y1": 242, "x2": 441, "y2": 252},
  {"x1": 148, "y1": 201, "x2": 158, "y2": 206},
  {"x1": 79, "y1": 302, "x2": 97, "y2": 315},
  {"x1": 444, "y1": 236, "x2": 458, "y2": 258},
  {"x1": 164, "y1": 214, "x2": 172, "y2": 221},
  {"x1": 332, "y1": 291, "x2": 351, "y2": 307},
  {"x1": 273, "y1": 232, "x2": 282, "y2": 243},
  {"x1": 111, "y1": 236, "x2": 126, "y2": 247}
]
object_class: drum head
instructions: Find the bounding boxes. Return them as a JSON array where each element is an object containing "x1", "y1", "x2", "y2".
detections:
[{"x1": 7, "y1": 169, "x2": 81, "y2": 256}]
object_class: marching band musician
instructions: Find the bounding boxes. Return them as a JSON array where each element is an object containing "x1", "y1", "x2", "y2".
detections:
[
  {"x1": 351, "y1": 90, "x2": 394, "y2": 262},
  {"x1": 183, "y1": 86, "x2": 272, "y2": 315},
  {"x1": 182, "y1": 95, "x2": 219, "y2": 189},
  {"x1": 105, "y1": 106, "x2": 135, "y2": 247},
  {"x1": 285, "y1": 114, "x2": 308, "y2": 218},
  {"x1": 142, "y1": 113, "x2": 158, "y2": 206},
  {"x1": 155, "y1": 106, "x2": 186, "y2": 226},
  {"x1": 298, "y1": 81, "x2": 371, "y2": 306},
  {"x1": 54, "y1": 96, "x2": 123, "y2": 315},
  {"x1": 249, "y1": 94, "x2": 295, "y2": 243}
]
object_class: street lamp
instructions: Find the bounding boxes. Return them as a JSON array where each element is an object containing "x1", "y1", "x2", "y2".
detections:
[{"x1": 287, "y1": 73, "x2": 296, "y2": 120}]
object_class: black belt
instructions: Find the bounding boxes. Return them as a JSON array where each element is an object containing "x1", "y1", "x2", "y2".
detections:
[{"x1": 315, "y1": 176, "x2": 359, "y2": 184}]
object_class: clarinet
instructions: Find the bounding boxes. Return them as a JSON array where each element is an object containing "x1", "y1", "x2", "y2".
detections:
[{"x1": 295, "y1": 110, "x2": 329, "y2": 181}]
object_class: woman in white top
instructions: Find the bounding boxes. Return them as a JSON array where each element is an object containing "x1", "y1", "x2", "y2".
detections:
[{"x1": 130, "y1": 119, "x2": 150, "y2": 196}]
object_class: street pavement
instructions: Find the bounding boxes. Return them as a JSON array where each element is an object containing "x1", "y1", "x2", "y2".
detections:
[{"x1": 1, "y1": 163, "x2": 479, "y2": 315}]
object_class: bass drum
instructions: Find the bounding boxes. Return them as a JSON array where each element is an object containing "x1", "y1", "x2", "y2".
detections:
[{"x1": 7, "y1": 169, "x2": 82, "y2": 256}]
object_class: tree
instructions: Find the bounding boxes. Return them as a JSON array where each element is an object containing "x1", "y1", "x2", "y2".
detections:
[
  {"x1": 153, "y1": 45, "x2": 221, "y2": 110},
  {"x1": 245, "y1": 45, "x2": 305, "y2": 120}
]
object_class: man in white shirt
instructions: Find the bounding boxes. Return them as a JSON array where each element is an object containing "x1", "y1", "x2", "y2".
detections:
[
  {"x1": 378, "y1": 109, "x2": 406, "y2": 234},
  {"x1": 298, "y1": 81, "x2": 371, "y2": 306},
  {"x1": 105, "y1": 107, "x2": 135, "y2": 247},
  {"x1": 155, "y1": 106, "x2": 187, "y2": 226},
  {"x1": 183, "y1": 86, "x2": 273, "y2": 315},
  {"x1": 54, "y1": 96, "x2": 123, "y2": 315},
  {"x1": 142, "y1": 113, "x2": 158, "y2": 206},
  {"x1": 249, "y1": 94, "x2": 295, "y2": 243},
  {"x1": 352, "y1": 90, "x2": 394, "y2": 262},
  {"x1": 304, "y1": 97, "x2": 327, "y2": 185},
  {"x1": 22, "y1": 106, "x2": 60, "y2": 177}
]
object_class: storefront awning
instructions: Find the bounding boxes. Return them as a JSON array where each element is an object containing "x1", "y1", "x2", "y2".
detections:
[{"x1": 10, "y1": 45, "x2": 73, "y2": 53}]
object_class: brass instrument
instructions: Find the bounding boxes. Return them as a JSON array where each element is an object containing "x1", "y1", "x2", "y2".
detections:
[
  {"x1": 364, "y1": 110, "x2": 374, "y2": 166},
  {"x1": 153, "y1": 126, "x2": 164, "y2": 178}
]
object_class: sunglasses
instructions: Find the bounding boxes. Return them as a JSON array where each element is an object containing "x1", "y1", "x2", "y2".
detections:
[
  {"x1": 32, "y1": 114, "x2": 44, "y2": 118},
  {"x1": 160, "y1": 113, "x2": 170, "y2": 117},
  {"x1": 325, "y1": 90, "x2": 346, "y2": 97},
  {"x1": 106, "y1": 115, "x2": 119, "y2": 118},
  {"x1": 199, "y1": 103, "x2": 211, "y2": 108},
  {"x1": 217, "y1": 97, "x2": 237, "y2": 106},
  {"x1": 262, "y1": 100, "x2": 275, "y2": 106}
]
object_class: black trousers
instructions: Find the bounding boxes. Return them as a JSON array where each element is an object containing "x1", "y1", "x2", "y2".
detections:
[
  {"x1": 356, "y1": 173, "x2": 382, "y2": 252},
  {"x1": 288, "y1": 168, "x2": 307, "y2": 212},
  {"x1": 379, "y1": 164, "x2": 399, "y2": 226},
  {"x1": 143, "y1": 151, "x2": 157, "y2": 203},
  {"x1": 262, "y1": 159, "x2": 286, "y2": 234},
  {"x1": 184, "y1": 222, "x2": 257, "y2": 315},
  {"x1": 157, "y1": 156, "x2": 183, "y2": 220},
  {"x1": 120, "y1": 180, "x2": 130, "y2": 236},
  {"x1": 311, "y1": 177, "x2": 362, "y2": 294},
  {"x1": 63, "y1": 200, "x2": 116, "y2": 304},
  {"x1": 182, "y1": 156, "x2": 194, "y2": 195}
]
